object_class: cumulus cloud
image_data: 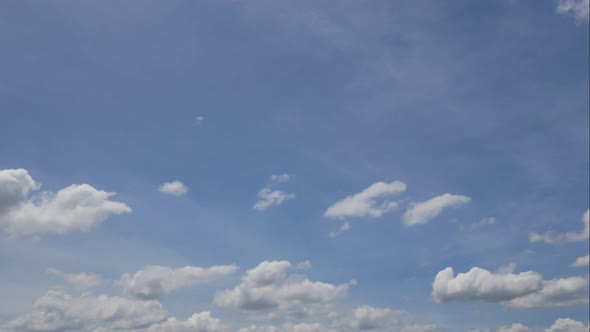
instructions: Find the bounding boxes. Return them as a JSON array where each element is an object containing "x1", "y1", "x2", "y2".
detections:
[
  {"x1": 433, "y1": 266, "x2": 589, "y2": 310},
  {"x1": 119, "y1": 264, "x2": 238, "y2": 300},
  {"x1": 2, "y1": 289, "x2": 168, "y2": 332},
  {"x1": 324, "y1": 181, "x2": 406, "y2": 219},
  {"x1": 403, "y1": 193, "x2": 471, "y2": 226},
  {"x1": 556, "y1": 0, "x2": 590, "y2": 23},
  {"x1": 159, "y1": 181, "x2": 189, "y2": 196},
  {"x1": 545, "y1": 318, "x2": 590, "y2": 332},
  {"x1": 213, "y1": 260, "x2": 355, "y2": 319},
  {"x1": 238, "y1": 322, "x2": 328, "y2": 332},
  {"x1": 432, "y1": 267, "x2": 543, "y2": 303},
  {"x1": 328, "y1": 222, "x2": 351, "y2": 238},
  {"x1": 142, "y1": 311, "x2": 229, "y2": 332},
  {"x1": 571, "y1": 255, "x2": 590, "y2": 267},
  {"x1": 0, "y1": 168, "x2": 131, "y2": 235},
  {"x1": 505, "y1": 275, "x2": 589, "y2": 309},
  {"x1": 46, "y1": 268, "x2": 102, "y2": 290},
  {"x1": 496, "y1": 324, "x2": 532, "y2": 332},
  {"x1": 530, "y1": 209, "x2": 589, "y2": 244}
]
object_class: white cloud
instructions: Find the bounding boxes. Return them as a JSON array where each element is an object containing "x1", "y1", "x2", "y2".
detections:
[
  {"x1": 497, "y1": 324, "x2": 531, "y2": 332},
  {"x1": 238, "y1": 322, "x2": 328, "y2": 332},
  {"x1": 494, "y1": 263, "x2": 517, "y2": 275},
  {"x1": 432, "y1": 267, "x2": 543, "y2": 303},
  {"x1": 296, "y1": 261, "x2": 312, "y2": 270},
  {"x1": 328, "y1": 222, "x2": 351, "y2": 238},
  {"x1": 556, "y1": 0, "x2": 589, "y2": 23},
  {"x1": 119, "y1": 264, "x2": 238, "y2": 300},
  {"x1": 2, "y1": 289, "x2": 168, "y2": 332},
  {"x1": 254, "y1": 188, "x2": 295, "y2": 211},
  {"x1": 0, "y1": 168, "x2": 131, "y2": 236},
  {"x1": 46, "y1": 268, "x2": 102, "y2": 290},
  {"x1": 270, "y1": 174, "x2": 291, "y2": 183},
  {"x1": 571, "y1": 255, "x2": 590, "y2": 267},
  {"x1": 213, "y1": 260, "x2": 355, "y2": 319},
  {"x1": 545, "y1": 318, "x2": 590, "y2": 332},
  {"x1": 403, "y1": 193, "x2": 471, "y2": 226},
  {"x1": 159, "y1": 181, "x2": 189, "y2": 196},
  {"x1": 142, "y1": 311, "x2": 229, "y2": 332},
  {"x1": 433, "y1": 266, "x2": 589, "y2": 310},
  {"x1": 530, "y1": 209, "x2": 589, "y2": 244},
  {"x1": 324, "y1": 181, "x2": 406, "y2": 219},
  {"x1": 505, "y1": 275, "x2": 589, "y2": 309}
]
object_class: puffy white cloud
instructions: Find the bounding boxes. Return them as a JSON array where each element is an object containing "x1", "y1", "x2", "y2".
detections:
[
  {"x1": 2, "y1": 289, "x2": 168, "y2": 332},
  {"x1": 328, "y1": 222, "x2": 351, "y2": 238},
  {"x1": 497, "y1": 324, "x2": 531, "y2": 332},
  {"x1": 324, "y1": 181, "x2": 406, "y2": 219},
  {"x1": 213, "y1": 260, "x2": 355, "y2": 319},
  {"x1": 432, "y1": 267, "x2": 543, "y2": 303},
  {"x1": 0, "y1": 168, "x2": 131, "y2": 235},
  {"x1": 505, "y1": 275, "x2": 589, "y2": 309},
  {"x1": 46, "y1": 268, "x2": 102, "y2": 290},
  {"x1": 254, "y1": 188, "x2": 295, "y2": 211},
  {"x1": 530, "y1": 210, "x2": 589, "y2": 244},
  {"x1": 403, "y1": 193, "x2": 471, "y2": 226},
  {"x1": 571, "y1": 255, "x2": 590, "y2": 267},
  {"x1": 119, "y1": 264, "x2": 238, "y2": 300},
  {"x1": 238, "y1": 322, "x2": 328, "y2": 332},
  {"x1": 556, "y1": 0, "x2": 589, "y2": 23},
  {"x1": 545, "y1": 318, "x2": 590, "y2": 332},
  {"x1": 142, "y1": 311, "x2": 229, "y2": 332},
  {"x1": 350, "y1": 305, "x2": 405, "y2": 330},
  {"x1": 159, "y1": 181, "x2": 189, "y2": 196}
]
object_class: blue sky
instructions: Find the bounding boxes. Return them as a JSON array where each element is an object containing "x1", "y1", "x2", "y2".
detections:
[{"x1": 0, "y1": 1, "x2": 588, "y2": 331}]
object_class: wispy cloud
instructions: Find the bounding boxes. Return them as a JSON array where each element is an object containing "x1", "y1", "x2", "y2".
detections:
[
  {"x1": 324, "y1": 181, "x2": 406, "y2": 219},
  {"x1": 403, "y1": 193, "x2": 471, "y2": 226}
]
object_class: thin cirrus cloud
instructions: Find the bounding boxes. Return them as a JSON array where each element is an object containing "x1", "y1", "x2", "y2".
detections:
[
  {"x1": 253, "y1": 174, "x2": 295, "y2": 211},
  {"x1": 324, "y1": 181, "x2": 406, "y2": 219},
  {"x1": 158, "y1": 181, "x2": 189, "y2": 196},
  {"x1": 530, "y1": 209, "x2": 589, "y2": 244},
  {"x1": 328, "y1": 222, "x2": 351, "y2": 238},
  {"x1": 213, "y1": 260, "x2": 356, "y2": 319},
  {"x1": 403, "y1": 193, "x2": 471, "y2": 226},
  {"x1": 0, "y1": 168, "x2": 131, "y2": 236},
  {"x1": 432, "y1": 266, "x2": 589, "y2": 309},
  {"x1": 119, "y1": 264, "x2": 239, "y2": 300}
]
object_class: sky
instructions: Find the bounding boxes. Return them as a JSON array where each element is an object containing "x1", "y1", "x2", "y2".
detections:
[{"x1": 0, "y1": 1, "x2": 588, "y2": 331}]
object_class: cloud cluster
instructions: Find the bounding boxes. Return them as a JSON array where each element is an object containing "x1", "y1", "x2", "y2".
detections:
[
  {"x1": 571, "y1": 255, "x2": 590, "y2": 267},
  {"x1": 0, "y1": 168, "x2": 131, "y2": 235},
  {"x1": 119, "y1": 264, "x2": 238, "y2": 300},
  {"x1": 324, "y1": 181, "x2": 406, "y2": 219},
  {"x1": 213, "y1": 260, "x2": 355, "y2": 319},
  {"x1": 433, "y1": 266, "x2": 589, "y2": 309},
  {"x1": 403, "y1": 193, "x2": 471, "y2": 226},
  {"x1": 530, "y1": 210, "x2": 589, "y2": 244},
  {"x1": 159, "y1": 181, "x2": 189, "y2": 196}
]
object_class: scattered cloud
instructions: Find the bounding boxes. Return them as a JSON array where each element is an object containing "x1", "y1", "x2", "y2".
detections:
[
  {"x1": 497, "y1": 323, "x2": 532, "y2": 332},
  {"x1": 328, "y1": 222, "x2": 351, "y2": 238},
  {"x1": 432, "y1": 267, "x2": 543, "y2": 303},
  {"x1": 254, "y1": 188, "x2": 295, "y2": 211},
  {"x1": 270, "y1": 174, "x2": 291, "y2": 183},
  {"x1": 296, "y1": 260, "x2": 312, "y2": 270},
  {"x1": 324, "y1": 181, "x2": 406, "y2": 219},
  {"x1": 119, "y1": 264, "x2": 238, "y2": 300},
  {"x1": 159, "y1": 181, "x2": 189, "y2": 196},
  {"x1": 403, "y1": 193, "x2": 471, "y2": 226},
  {"x1": 46, "y1": 268, "x2": 102, "y2": 290},
  {"x1": 0, "y1": 168, "x2": 131, "y2": 236},
  {"x1": 556, "y1": 0, "x2": 590, "y2": 23},
  {"x1": 213, "y1": 260, "x2": 355, "y2": 319},
  {"x1": 495, "y1": 263, "x2": 517, "y2": 275},
  {"x1": 530, "y1": 209, "x2": 589, "y2": 244},
  {"x1": 571, "y1": 255, "x2": 590, "y2": 267},
  {"x1": 142, "y1": 311, "x2": 229, "y2": 332}
]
